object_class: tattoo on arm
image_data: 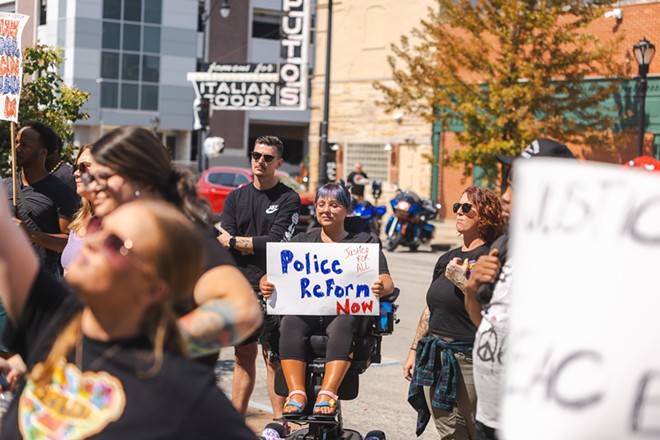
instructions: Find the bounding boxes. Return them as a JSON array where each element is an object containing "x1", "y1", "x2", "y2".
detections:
[
  {"x1": 411, "y1": 307, "x2": 430, "y2": 350},
  {"x1": 234, "y1": 237, "x2": 254, "y2": 255},
  {"x1": 446, "y1": 264, "x2": 468, "y2": 294},
  {"x1": 178, "y1": 299, "x2": 238, "y2": 357}
]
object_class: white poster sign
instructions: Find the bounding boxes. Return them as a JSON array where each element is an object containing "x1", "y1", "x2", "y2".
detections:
[
  {"x1": 266, "y1": 242, "x2": 380, "y2": 316},
  {"x1": 0, "y1": 13, "x2": 28, "y2": 123},
  {"x1": 502, "y1": 159, "x2": 660, "y2": 439}
]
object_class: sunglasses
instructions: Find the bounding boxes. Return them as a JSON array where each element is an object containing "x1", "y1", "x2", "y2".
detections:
[
  {"x1": 81, "y1": 171, "x2": 117, "y2": 192},
  {"x1": 72, "y1": 162, "x2": 89, "y2": 175},
  {"x1": 452, "y1": 202, "x2": 473, "y2": 214},
  {"x1": 251, "y1": 152, "x2": 277, "y2": 163},
  {"x1": 86, "y1": 216, "x2": 154, "y2": 275}
]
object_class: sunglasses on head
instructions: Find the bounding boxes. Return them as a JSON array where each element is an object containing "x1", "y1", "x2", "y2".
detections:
[
  {"x1": 72, "y1": 162, "x2": 89, "y2": 175},
  {"x1": 452, "y1": 202, "x2": 473, "y2": 214},
  {"x1": 251, "y1": 152, "x2": 277, "y2": 163}
]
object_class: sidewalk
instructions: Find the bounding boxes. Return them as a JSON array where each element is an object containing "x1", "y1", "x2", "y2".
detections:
[
  {"x1": 429, "y1": 219, "x2": 462, "y2": 251},
  {"x1": 245, "y1": 407, "x2": 276, "y2": 436}
]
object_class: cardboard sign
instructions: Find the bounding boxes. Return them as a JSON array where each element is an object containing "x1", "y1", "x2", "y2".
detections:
[
  {"x1": 0, "y1": 13, "x2": 28, "y2": 123},
  {"x1": 502, "y1": 159, "x2": 660, "y2": 439},
  {"x1": 266, "y1": 242, "x2": 380, "y2": 316}
]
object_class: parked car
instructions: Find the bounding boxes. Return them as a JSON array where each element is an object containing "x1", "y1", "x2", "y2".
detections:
[{"x1": 196, "y1": 166, "x2": 314, "y2": 232}]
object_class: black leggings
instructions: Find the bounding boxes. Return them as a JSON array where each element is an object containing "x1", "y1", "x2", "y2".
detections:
[{"x1": 279, "y1": 315, "x2": 357, "y2": 362}]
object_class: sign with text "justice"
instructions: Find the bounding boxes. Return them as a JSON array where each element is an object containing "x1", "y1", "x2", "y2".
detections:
[{"x1": 502, "y1": 159, "x2": 660, "y2": 440}]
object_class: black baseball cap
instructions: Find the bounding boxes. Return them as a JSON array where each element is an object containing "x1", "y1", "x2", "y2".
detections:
[{"x1": 495, "y1": 138, "x2": 576, "y2": 166}]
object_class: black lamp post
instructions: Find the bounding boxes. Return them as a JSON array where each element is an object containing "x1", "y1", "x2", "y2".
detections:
[
  {"x1": 318, "y1": 0, "x2": 333, "y2": 186},
  {"x1": 196, "y1": 0, "x2": 230, "y2": 172},
  {"x1": 633, "y1": 37, "x2": 656, "y2": 157}
]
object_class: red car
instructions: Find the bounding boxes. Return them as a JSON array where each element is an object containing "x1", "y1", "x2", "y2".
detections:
[{"x1": 197, "y1": 166, "x2": 314, "y2": 230}]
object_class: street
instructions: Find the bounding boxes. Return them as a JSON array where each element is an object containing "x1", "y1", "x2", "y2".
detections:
[{"x1": 218, "y1": 244, "x2": 447, "y2": 439}]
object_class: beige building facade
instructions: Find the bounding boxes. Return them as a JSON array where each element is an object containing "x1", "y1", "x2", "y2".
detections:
[{"x1": 308, "y1": 0, "x2": 435, "y2": 202}]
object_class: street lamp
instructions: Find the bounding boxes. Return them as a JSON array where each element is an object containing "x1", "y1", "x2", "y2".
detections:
[
  {"x1": 219, "y1": 0, "x2": 231, "y2": 18},
  {"x1": 633, "y1": 37, "x2": 656, "y2": 157},
  {"x1": 318, "y1": 0, "x2": 334, "y2": 186}
]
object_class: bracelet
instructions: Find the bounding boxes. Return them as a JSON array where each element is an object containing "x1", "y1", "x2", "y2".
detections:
[{"x1": 410, "y1": 346, "x2": 417, "y2": 351}]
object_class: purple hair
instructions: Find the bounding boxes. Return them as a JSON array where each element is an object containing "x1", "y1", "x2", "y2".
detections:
[{"x1": 315, "y1": 183, "x2": 351, "y2": 208}]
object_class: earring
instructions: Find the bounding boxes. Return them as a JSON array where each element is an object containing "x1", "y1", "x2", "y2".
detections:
[{"x1": 134, "y1": 189, "x2": 141, "y2": 197}]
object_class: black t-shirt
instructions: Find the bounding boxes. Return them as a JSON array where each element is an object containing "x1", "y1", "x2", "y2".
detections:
[
  {"x1": 51, "y1": 162, "x2": 76, "y2": 193},
  {"x1": 1, "y1": 269, "x2": 256, "y2": 439},
  {"x1": 291, "y1": 230, "x2": 390, "y2": 275},
  {"x1": 426, "y1": 244, "x2": 490, "y2": 343},
  {"x1": 347, "y1": 171, "x2": 368, "y2": 197},
  {"x1": 4, "y1": 174, "x2": 79, "y2": 273},
  {"x1": 222, "y1": 182, "x2": 301, "y2": 286}
]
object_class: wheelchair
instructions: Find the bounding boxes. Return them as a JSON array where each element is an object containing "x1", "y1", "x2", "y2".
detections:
[{"x1": 265, "y1": 289, "x2": 399, "y2": 440}]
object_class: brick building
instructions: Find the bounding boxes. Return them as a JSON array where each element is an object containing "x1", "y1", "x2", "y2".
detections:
[{"x1": 309, "y1": 0, "x2": 660, "y2": 219}]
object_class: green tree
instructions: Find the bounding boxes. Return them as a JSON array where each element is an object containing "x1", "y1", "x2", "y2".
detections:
[
  {"x1": 375, "y1": 0, "x2": 624, "y2": 181},
  {"x1": 1, "y1": 44, "x2": 89, "y2": 176}
]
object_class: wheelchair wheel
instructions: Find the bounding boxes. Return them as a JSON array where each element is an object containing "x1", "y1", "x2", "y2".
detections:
[
  {"x1": 261, "y1": 422, "x2": 287, "y2": 439},
  {"x1": 364, "y1": 430, "x2": 386, "y2": 440}
]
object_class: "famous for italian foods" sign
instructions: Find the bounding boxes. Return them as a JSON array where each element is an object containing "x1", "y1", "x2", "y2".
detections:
[{"x1": 187, "y1": 0, "x2": 311, "y2": 111}]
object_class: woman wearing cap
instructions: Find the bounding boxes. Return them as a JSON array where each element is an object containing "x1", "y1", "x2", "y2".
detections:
[
  {"x1": 0, "y1": 190, "x2": 255, "y2": 438},
  {"x1": 404, "y1": 186, "x2": 504, "y2": 439}
]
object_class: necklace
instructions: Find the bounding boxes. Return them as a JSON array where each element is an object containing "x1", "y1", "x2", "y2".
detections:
[
  {"x1": 48, "y1": 160, "x2": 64, "y2": 175},
  {"x1": 75, "y1": 336, "x2": 122, "y2": 370}
]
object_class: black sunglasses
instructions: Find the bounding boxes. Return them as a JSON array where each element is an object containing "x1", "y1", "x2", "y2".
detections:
[
  {"x1": 72, "y1": 162, "x2": 89, "y2": 175},
  {"x1": 452, "y1": 202, "x2": 473, "y2": 214},
  {"x1": 251, "y1": 152, "x2": 277, "y2": 163}
]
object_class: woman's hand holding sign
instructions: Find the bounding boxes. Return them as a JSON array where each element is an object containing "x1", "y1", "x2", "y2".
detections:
[{"x1": 259, "y1": 275, "x2": 275, "y2": 299}]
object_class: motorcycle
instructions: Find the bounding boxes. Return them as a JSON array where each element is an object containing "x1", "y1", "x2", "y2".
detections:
[
  {"x1": 383, "y1": 189, "x2": 440, "y2": 252},
  {"x1": 352, "y1": 180, "x2": 387, "y2": 236}
]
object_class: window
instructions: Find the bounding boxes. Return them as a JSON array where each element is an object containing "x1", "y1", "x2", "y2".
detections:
[
  {"x1": 101, "y1": 0, "x2": 161, "y2": 111},
  {"x1": 344, "y1": 143, "x2": 389, "y2": 184},
  {"x1": 252, "y1": 10, "x2": 281, "y2": 40},
  {"x1": 208, "y1": 172, "x2": 237, "y2": 187},
  {"x1": 39, "y1": 0, "x2": 47, "y2": 25},
  {"x1": 235, "y1": 174, "x2": 251, "y2": 186}
]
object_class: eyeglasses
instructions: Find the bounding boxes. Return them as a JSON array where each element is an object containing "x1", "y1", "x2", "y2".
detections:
[
  {"x1": 85, "y1": 216, "x2": 153, "y2": 275},
  {"x1": 82, "y1": 171, "x2": 117, "y2": 192},
  {"x1": 452, "y1": 202, "x2": 473, "y2": 214},
  {"x1": 251, "y1": 152, "x2": 277, "y2": 163},
  {"x1": 72, "y1": 162, "x2": 89, "y2": 175}
]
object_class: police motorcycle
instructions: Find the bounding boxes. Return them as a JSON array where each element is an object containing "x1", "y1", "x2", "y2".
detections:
[
  {"x1": 383, "y1": 188, "x2": 440, "y2": 252},
  {"x1": 351, "y1": 181, "x2": 387, "y2": 237},
  {"x1": 261, "y1": 219, "x2": 399, "y2": 440}
]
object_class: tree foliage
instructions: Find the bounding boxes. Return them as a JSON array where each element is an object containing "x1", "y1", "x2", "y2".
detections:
[
  {"x1": 1, "y1": 44, "x2": 89, "y2": 176},
  {"x1": 375, "y1": 0, "x2": 624, "y2": 180}
]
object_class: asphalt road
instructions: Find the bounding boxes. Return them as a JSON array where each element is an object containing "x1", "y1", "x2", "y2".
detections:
[{"x1": 218, "y1": 244, "x2": 447, "y2": 439}]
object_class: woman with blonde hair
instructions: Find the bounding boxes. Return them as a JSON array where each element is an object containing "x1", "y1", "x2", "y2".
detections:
[
  {"x1": 60, "y1": 143, "x2": 94, "y2": 270},
  {"x1": 0, "y1": 190, "x2": 255, "y2": 438}
]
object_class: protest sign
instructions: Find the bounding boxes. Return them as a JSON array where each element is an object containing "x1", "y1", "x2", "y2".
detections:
[
  {"x1": 265, "y1": 242, "x2": 379, "y2": 316},
  {"x1": 501, "y1": 159, "x2": 660, "y2": 439},
  {"x1": 0, "y1": 13, "x2": 28, "y2": 122}
]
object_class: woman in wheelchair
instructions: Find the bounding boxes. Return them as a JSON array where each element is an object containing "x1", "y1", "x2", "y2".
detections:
[{"x1": 260, "y1": 183, "x2": 394, "y2": 418}]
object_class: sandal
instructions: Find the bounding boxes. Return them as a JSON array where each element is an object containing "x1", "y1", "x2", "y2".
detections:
[
  {"x1": 283, "y1": 390, "x2": 307, "y2": 416},
  {"x1": 313, "y1": 389, "x2": 338, "y2": 417}
]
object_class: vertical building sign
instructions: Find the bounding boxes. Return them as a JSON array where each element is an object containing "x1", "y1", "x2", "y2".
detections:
[
  {"x1": 187, "y1": 0, "x2": 311, "y2": 111},
  {"x1": 0, "y1": 13, "x2": 28, "y2": 122}
]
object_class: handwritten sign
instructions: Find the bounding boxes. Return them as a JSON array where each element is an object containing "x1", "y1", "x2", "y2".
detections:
[
  {"x1": 0, "y1": 13, "x2": 27, "y2": 123},
  {"x1": 265, "y1": 242, "x2": 379, "y2": 316},
  {"x1": 501, "y1": 159, "x2": 660, "y2": 439}
]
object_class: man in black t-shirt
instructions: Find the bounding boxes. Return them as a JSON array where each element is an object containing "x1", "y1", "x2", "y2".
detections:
[
  {"x1": 347, "y1": 162, "x2": 368, "y2": 199},
  {"x1": 4, "y1": 121, "x2": 78, "y2": 275},
  {"x1": 218, "y1": 135, "x2": 301, "y2": 420}
]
